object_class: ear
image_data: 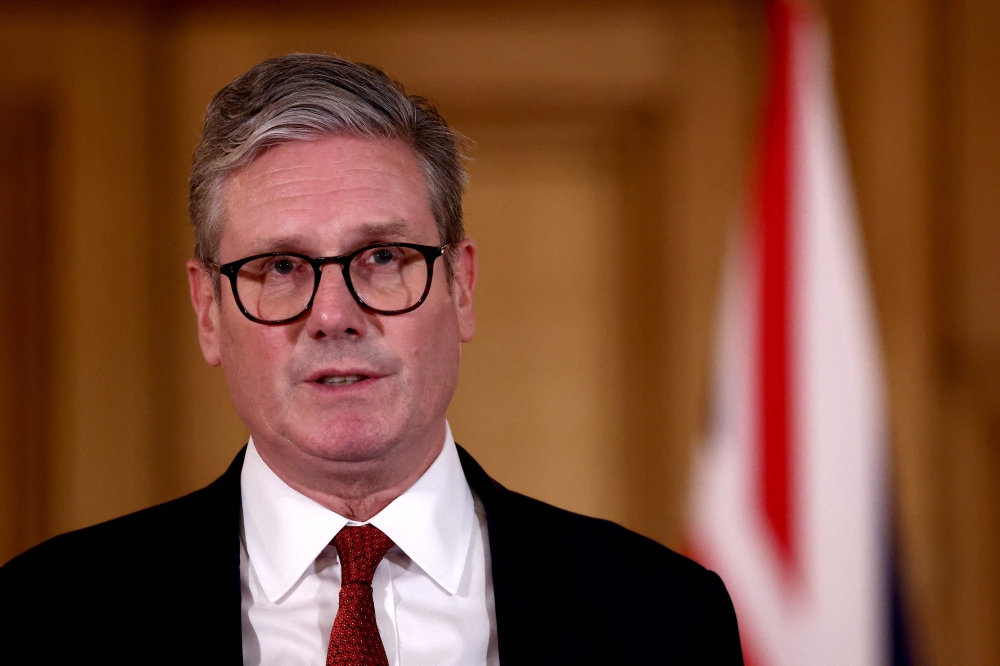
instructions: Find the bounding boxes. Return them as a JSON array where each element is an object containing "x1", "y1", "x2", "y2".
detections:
[
  {"x1": 450, "y1": 239, "x2": 478, "y2": 343},
  {"x1": 187, "y1": 259, "x2": 223, "y2": 366}
]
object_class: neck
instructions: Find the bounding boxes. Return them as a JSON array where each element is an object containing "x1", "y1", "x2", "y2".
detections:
[{"x1": 252, "y1": 422, "x2": 447, "y2": 521}]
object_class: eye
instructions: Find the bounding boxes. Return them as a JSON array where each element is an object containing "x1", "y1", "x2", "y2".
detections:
[
  {"x1": 371, "y1": 248, "x2": 398, "y2": 266},
  {"x1": 272, "y1": 258, "x2": 296, "y2": 275}
]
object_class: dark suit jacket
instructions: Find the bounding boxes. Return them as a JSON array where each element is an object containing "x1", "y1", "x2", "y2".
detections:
[{"x1": 1, "y1": 445, "x2": 743, "y2": 664}]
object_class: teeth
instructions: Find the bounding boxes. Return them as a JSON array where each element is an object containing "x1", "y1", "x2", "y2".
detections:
[{"x1": 319, "y1": 375, "x2": 365, "y2": 386}]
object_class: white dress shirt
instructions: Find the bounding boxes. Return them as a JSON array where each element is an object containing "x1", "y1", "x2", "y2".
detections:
[{"x1": 239, "y1": 425, "x2": 499, "y2": 666}]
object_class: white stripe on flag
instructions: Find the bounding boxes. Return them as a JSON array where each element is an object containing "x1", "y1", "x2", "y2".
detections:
[{"x1": 688, "y1": 3, "x2": 888, "y2": 665}]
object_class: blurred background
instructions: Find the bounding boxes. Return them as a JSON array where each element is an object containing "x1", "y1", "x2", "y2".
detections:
[{"x1": 0, "y1": 0, "x2": 996, "y2": 663}]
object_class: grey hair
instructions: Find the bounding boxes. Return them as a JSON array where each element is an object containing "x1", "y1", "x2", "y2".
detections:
[{"x1": 189, "y1": 53, "x2": 467, "y2": 267}]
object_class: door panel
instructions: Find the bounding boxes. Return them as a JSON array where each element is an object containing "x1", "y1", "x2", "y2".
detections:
[{"x1": 451, "y1": 115, "x2": 627, "y2": 521}]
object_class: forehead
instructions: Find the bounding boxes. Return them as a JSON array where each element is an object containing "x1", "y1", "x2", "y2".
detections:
[{"x1": 221, "y1": 135, "x2": 436, "y2": 256}]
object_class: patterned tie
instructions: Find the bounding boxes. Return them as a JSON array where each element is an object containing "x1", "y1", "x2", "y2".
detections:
[{"x1": 326, "y1": 525, "x2": 395, "y2": 666}]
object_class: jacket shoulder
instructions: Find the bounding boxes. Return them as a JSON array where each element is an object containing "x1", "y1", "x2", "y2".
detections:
[
  {"x1": 477, "y1": 475, "x2": 743, "y2": 664},
  {"x1": 0, "y1": 451, "x2": 245, "y2": 664},
  {"x1": 502, "y1": 487, "x2": 716, "y2": 589}
]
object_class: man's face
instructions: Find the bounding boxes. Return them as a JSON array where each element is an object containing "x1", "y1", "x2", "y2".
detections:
[{"x1": 188, "y1": 136, "x2": 476, "y2": 471}]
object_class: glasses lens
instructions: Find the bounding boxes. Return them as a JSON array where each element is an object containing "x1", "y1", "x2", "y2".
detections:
[
  {"x1": 350, "y1": 246, "x2": 429, "y2": 312},
  {"x1": 235, "y1": 255, "x2": 314, "y2": 322}
]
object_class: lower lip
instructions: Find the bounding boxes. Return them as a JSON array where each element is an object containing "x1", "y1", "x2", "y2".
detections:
[{"x1": 309, "y1": 376, "x2": 380, "y2": 393}]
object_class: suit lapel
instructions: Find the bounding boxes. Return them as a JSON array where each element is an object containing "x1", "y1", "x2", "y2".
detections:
[
  {"x1": 200, "y1": 446, "x2": 247, "y2": 665},
  {"x1": 456, "y1": 445, "x2": 532, "y2": 664}
]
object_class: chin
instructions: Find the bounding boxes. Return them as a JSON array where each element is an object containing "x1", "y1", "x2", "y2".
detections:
[{"x1": 286, "y1": 413, "x2": 403, "y2": 464}]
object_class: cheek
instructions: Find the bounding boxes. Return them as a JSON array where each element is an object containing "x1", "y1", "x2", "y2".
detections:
[
  {"x1": 218, "y1": 312, "x2": 290, "y2": 407},
  {"x1": 395, "y1": 306, "x2": 461, "y2": 399}
]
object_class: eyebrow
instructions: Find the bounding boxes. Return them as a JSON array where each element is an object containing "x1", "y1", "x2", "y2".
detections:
[
  {"x1": 351, "y1": 220, "x2": 412, "y2": 242},
  {"x1": 245, "y1": 235, "x2": 310, "y2": 256},
  {"x1": 244, "y1": 220, "x2": 420, "y2": 257}
]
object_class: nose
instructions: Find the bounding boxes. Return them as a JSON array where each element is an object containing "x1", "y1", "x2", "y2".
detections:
[{"x1": 303, "y1": 264, "x2": 369, "y2": 339}]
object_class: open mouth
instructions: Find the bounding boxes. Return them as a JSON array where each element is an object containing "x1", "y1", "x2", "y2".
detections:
[{"x1": 316, "y1": 374, "x2": 368, "y2": 387}]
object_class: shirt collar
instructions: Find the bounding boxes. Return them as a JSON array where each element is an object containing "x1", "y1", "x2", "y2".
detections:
[{"x1": 241, "y1": 423, "x2": 474, "y2": 602}]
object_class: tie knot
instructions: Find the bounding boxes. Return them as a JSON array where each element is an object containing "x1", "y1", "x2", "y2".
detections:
[{"x1": 333, "y1": 525, "x2": 394, "y2": 585}]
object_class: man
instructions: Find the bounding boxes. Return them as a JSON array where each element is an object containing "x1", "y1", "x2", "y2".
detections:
[{"x1": 1, "y1": 55, "x2": 742, "y2": 665}]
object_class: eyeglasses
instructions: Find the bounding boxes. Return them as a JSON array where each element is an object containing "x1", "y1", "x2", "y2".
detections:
[{"x1": 210, "y1": 242, "x2": 448, "y2": 325}]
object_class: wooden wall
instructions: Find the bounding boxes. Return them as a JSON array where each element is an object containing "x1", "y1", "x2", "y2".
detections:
[
  {"x1": 0, "y1": 9, "x2": 155, "y2": 546},
  {"x1": 1, "y1": 1, "x2": 998, "y2": 663},
  {"x1": 0, "y1": 100, "x2": 52, "y2": 564},
  {"x1": 826, "y1": 0, "x2": 1000, "y2": 662}
]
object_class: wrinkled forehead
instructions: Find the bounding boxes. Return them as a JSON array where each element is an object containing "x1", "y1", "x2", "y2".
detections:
[{"x1": 218, "y1": 136, "x2": 437, "y2": 258}]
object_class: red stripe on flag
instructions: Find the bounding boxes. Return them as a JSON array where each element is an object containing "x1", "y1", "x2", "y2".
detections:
[{"x1": 758, "y1": 0, "x2": 795, "y2": 573}]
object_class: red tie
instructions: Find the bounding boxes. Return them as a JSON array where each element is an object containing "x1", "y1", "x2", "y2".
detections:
[{"x1": 326, "y1": 525, "x2": 395, "y2": 666}]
